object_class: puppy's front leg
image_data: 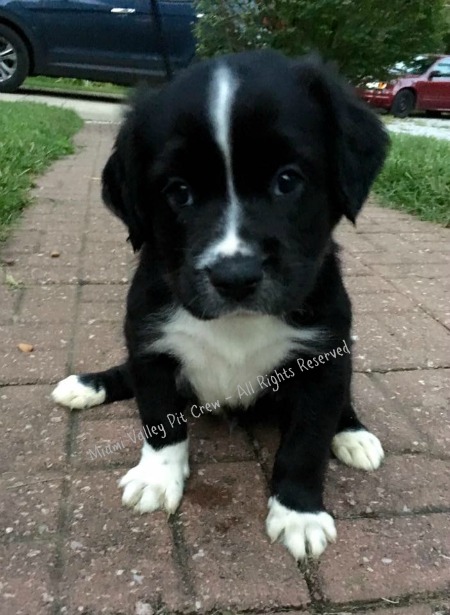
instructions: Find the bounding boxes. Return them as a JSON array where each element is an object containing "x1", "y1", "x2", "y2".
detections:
[
  {"x1": 119, "y1": 355, "x2": 189, "y2": 514},
  {"x1": 266, "y1": 363, "x2": 345, "y2": 560}
]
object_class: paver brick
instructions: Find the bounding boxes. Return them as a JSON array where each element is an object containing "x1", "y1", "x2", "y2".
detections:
[
  {"x1": 179, "y1": 462, "x2": 310, "y2": 612},
  {"x1": 72, "y1": 320, "x2": 126, "y2": 372},
  {"x1": 0, "y1": 284, "x2": 19, "y2": 323},
  {"x1": 372, "y1": 369, "x2": 450, "y2": 456},
  {"x1": 80, "y1": 282, "x2": 128, "y2": 303},
  {"x1": 1, "y1": 229, "x2": 42, "y2": 255},
  {"x1": 38, "y1": 231, "x2": 85, "y2": 256},
  {"x1": 0, "y1": 323, "x2": 71, "y2": 384},
  {"x1": 353, "y1": 373, "x2": 428, "y2": 454},
  {"x1": 73, "y1": 417, "x2": 141, "y2": 467},
  {"x1": 371, "y1": 263, "x2": 450, "y2": 279},
  {"x1": 2, "y1": 254, "x2": 80, "y2": 285},
  {"x1": 344, "y1": 275, "x2": 396, "y2": 293},
  {"x1": 360, "y1": 248, "x2": 450, "y2": 265},
  {"x1": 80, "y1": 252, "x2": 133, "y2": 284},
  {"x1": 188, "y1": 413, "x2": 255, "y2": 464},
  {"x1": 353, "y1": 311, "x2": 450, "y2": 371},
  {"x1": 78, "y1": 398, "x2": 137, "y2": 421},
  {"x1": 0, "y1": 385, "x2": 68, "y2": 473},
  {"x1": 78, "y1": 299, "x2": 125, "y2": 324},
  {"x1": 352, "y1": 290, "x2": 417, "y2": 313},
  {"x1": 19, "y1": 284, "x2": 77, "y2": 323},
  {"x1": 61, "y1": 469, "x2": 190, "y2": 613},
  {"x1": 319, "y1": 514, "x2": 450, "y2": 603},
  {"x1": 326, "y1": 454, "x2": 450, "y2": 518},
  {"x1": 389, "y1": 276, "x2": 450, "y2": 327},
  {"x1": 0, "y1": 542, "x2": 57, "y2": 615},
  {"x1": 0, "y1": 472, "x2": 63, "y2": 539}
]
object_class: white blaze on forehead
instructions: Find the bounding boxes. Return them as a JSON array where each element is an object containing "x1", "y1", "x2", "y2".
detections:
[
  {"x1": 198, "y1": 64, "x2": 252, "y2": 268},
  {"x1": 210, "y1": 65, "x2": 238, "y2": 167}
]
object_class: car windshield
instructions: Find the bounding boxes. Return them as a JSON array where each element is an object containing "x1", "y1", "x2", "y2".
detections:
[{"x1": 389, "y1": 56, "x2": 437, "y2": 75}]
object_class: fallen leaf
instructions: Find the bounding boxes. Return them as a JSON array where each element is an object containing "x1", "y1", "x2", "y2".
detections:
[{"x1": 18, "y1": 343, "x2": 34, "y2": 353}]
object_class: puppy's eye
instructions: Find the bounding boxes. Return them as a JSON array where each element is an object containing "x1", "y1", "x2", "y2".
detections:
[
  {"x1": 163, "y1": 179, "x2": 193, "y2": 208},
  {"x1": 273, "y1": 167, "x2": 303, "y2": 196}
]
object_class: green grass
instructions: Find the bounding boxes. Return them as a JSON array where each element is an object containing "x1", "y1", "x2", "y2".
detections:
[
  {"x1": 0, "y1": 101, "x2": 83, "y2": 239},
  {"x1": 24, "y1": 76, "x2": 127, "y2": 97},
  {"x1": 373, "y1": 132, "x2": 450, "y2": 227}
]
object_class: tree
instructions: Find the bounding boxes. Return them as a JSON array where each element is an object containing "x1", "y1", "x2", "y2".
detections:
[
  {"x1": 444, "y1": 2, "x2": 450, "y2": 52},
  {"x1": 194, "y1": 0, "x2": 446, "y2": 81}
]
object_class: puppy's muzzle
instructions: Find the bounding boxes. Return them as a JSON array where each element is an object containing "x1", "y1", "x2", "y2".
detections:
[{"x1": 206, "y1": 255, "x2": 263, "y2": 301}]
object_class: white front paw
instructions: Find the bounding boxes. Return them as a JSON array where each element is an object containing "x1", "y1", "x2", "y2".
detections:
[
  {"x1": 332, "y1": 429, "x2": 384, "y2": 471},
  {"x1": 52, "y1": 375, "x2": 106, "y2": 410},
  {"x1": 119, "y1": 440, "x2": 189, "y2": 514},
  {"x1": 266, "y1": 497, "x2": 336, "y2": 560}
]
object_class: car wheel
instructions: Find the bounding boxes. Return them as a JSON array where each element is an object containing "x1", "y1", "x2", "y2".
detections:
[
  {"x1": 390, "y1": 89, "x2": 415, "y2": 118},
  {"x1": 0, "y1": 25, "x2": 29, "y2": 93}
]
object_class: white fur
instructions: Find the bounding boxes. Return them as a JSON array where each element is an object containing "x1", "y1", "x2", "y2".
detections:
[
  {"x1": 266, "y1": 497, "x2": 337, "y2": 560},
  {"x1": 51, "y1": 375, "x2": 106, "y2": 410},
  {"x1": 119, "y1": 440, "x2": 189, "y2": 514},
  {"x1": 332, "y1": 429, "x2": 384, "y2": 471},
  {"x1": 199, "y1": 64, "x2": 252, "y2": 268},
  {"x1": 149, "y1": 308, "x2": 321, "y2": 408}
]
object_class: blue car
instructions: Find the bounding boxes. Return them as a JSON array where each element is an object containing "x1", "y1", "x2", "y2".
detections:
[{"x1": 0, "y1": 0, "x2": 196, "y2": 92}]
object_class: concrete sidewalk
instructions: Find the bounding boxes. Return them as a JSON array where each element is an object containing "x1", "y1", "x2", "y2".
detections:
[
  {"x1": 1, "y1": 123, "x2": 449, "y2": 615},
  {"x1": 0, "y1": 91, "x2": 126, "y2": 122}
]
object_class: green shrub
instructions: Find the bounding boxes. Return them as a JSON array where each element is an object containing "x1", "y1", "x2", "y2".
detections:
[{"x1": 195, "y1": 0, "x2": 446, "y2": 81}]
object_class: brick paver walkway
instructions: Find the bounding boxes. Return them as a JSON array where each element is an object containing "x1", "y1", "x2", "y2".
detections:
[{"x1": 1, "y1": 123, "x2": 449, "y2": 615}]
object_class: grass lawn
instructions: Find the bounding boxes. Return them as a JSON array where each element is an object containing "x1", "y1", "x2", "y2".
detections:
[
  {"x1": 0, "y1": 101, "x2": 83, "y2": 240},
  {"x1": 24, "y1": 76, "x2": 127, "y2": 98},
  {"x1": 374, "y1": 132, "x2": 450, "y2": 227}
]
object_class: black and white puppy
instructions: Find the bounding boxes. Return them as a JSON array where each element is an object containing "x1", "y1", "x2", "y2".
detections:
[{"x1": 52, "y1": 50, "x2": 389, "y2": 560}]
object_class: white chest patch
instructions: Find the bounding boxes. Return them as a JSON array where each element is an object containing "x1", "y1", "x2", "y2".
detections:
[{"x1": 149, "y1": 308, "x2": 320, "y2": 409}]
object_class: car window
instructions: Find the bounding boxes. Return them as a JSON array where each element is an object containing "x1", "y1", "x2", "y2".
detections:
[
  {"x1": 390, "y1": 56, "x2": 437, "y2": 75},
  {"x1": 434, "y1": 60, "x2": 450, "y2": 77}
]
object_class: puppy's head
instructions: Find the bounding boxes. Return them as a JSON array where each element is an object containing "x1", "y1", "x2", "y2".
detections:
[{"x1": 103, "y1": 50, "x2": 388, "y2": 319}]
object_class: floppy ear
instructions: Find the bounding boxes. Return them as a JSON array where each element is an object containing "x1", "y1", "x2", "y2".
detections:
[
  {"x1": 101, "y1": 114, "x2": 146, "y2": 251},
  {"x1": 295, "y1": 57, "x2": 390, "y2": 223}
]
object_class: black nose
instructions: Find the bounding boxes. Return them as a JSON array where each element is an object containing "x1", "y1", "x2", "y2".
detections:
[{"x1": 207, "y1": 256, "x2": 263, "y2": 300}]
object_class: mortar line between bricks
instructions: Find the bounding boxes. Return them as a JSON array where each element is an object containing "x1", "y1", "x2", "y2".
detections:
[
  {"x1": 169, "y1": 514, "x2": 198, "y2": 602},
  {"x1": 0, "y1": 363, "x2": 448, "y2": 388},
  {"x1": 49, "y1": 128, "x2": 99, "y2": 606},
  {"x1": 305, "y1": 586, "x2": 450, "y2": 614},
  {"x1": 12, "y1": 284, "x2": 25, "y2": 317},
  {"x1": 171, "y1": 591, "x2": 449, "y2": 615},
  {"x1": 243, "y1": 424, "x2": 323, "y2": 605},
  {"x1": 352, "y1": 246, "x2": 450, "y2": 333},
  {"x1": 386, "y1": 275, "x2": 450, "y2": 334},
  {"x1": 244, "y1": 425, "x2": 273, "y2": 484},
  {"x1": 67, "y1": 447, "x2": 450, "y2": 474},
  {"x1": 366, "y1": 370, "x2": 444, "y2": 454},
  {"x1": 354, "y1": 364, "x2": 450, "y2": 374}
]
